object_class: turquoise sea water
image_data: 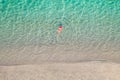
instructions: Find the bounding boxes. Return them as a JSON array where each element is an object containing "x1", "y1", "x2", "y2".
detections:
[{"x1": 0, "y1": 0, "x2": 120, "y2": 47}]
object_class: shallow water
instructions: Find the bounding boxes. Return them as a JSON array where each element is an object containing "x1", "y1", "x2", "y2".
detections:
[
  {"x1": 0, "y1": 0, "x2": 120, "y2": 62},
  {"x1": 0, "y1": 0, "x2": 120, "y2": 46}
]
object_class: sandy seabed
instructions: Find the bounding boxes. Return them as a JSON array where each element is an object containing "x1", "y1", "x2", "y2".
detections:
[{"x1": 0, "y1": 62, "x2": 120, "y2": 80}]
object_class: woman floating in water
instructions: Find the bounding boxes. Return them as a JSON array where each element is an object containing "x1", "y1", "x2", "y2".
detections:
[
  {"x1": 56, "y1": 24, "x2": 63, "y2": 43},
  {"x1": 57, "y1": 24, "x2": 63, "y2": 34}
]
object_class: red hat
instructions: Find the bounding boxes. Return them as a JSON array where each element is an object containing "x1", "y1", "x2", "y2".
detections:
[{"x1": 59, "y1": 26, "x2": 62, "y2": 28}]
